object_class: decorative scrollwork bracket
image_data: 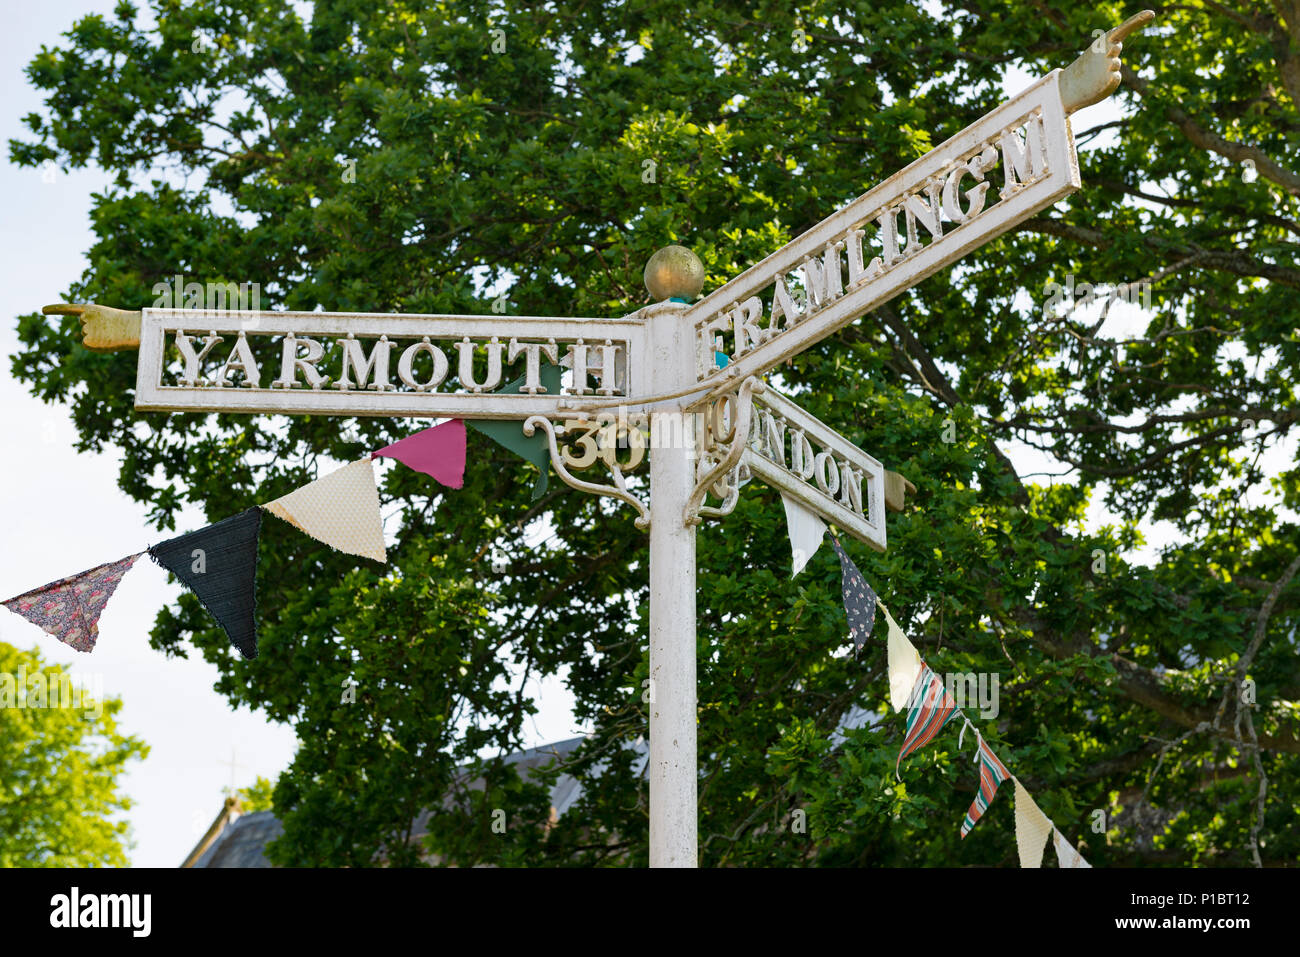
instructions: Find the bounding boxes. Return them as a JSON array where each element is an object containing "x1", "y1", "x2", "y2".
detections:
[
  {"x1": 523, "y1": 415, "x2": 651, "y2": 530},
  {"x1": 684, "y1": 376, "x2": 765, "y2": 526},
  {"x1": 698, "y1": 461, "x2": 753, "y2": 521}
]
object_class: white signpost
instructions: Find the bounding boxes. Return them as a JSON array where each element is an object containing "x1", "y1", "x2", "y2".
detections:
[{"x1": 49, "y1": 14, "x2": 1151, "y2": 867}]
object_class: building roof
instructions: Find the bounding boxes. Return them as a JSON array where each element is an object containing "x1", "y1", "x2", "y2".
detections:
[{"x1": 186, "y1": 809, "x2": 284, "y2": 868}]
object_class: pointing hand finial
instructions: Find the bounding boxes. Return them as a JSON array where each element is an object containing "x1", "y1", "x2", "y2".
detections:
[
  {"x1": 1059, "y1": 11, "x2": 1155, "y2": 114},
  {"x1": 43, "y1": 302, "x2": 142, "y2": 351}
]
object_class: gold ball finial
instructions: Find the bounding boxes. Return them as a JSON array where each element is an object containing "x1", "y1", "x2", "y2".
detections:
[{"x1": 644, "y1": 245, "x2": 705, "y2": 302}]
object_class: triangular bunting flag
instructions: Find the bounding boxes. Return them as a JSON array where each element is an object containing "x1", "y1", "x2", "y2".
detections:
[
  {"x1": 2, "y1": 553, "x2": 142, "y2": 652},
  {"x1": 149, "y1": 508, "x2": 262, "y2": 659},
  {"x1": 829, "y1": 533, "x2": 876, "y2": 650},
  {"x1": 896, "y1": 661, "x2": 959, "y2": 778},
  {"x1": 782, "y1": 494, "x2": 826, "y2": 578},
  {"x1": 468, "y1": 363, "x2": 562, "y2": 500},
  {"x1": 879, "y1": 602, "x2": 922, "y2": 712},
  {"x1": 1053, "y1": 828, "x2": 1092, "y2": 868},
  {"x1": 961, "y1": 734, "x2": 1011, "y2": 838},
  {"x1": 1013, "y1": 778, "x2": 1055, "y2": 868},
  {"x1": 372, "y1": 419, "x2": 466, "y2": 489},
  {"x1": 264, "y1": 459, "x2": 387, "y2": 563}
]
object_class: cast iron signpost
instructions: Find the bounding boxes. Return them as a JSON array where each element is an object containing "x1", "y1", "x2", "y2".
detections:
[{"x1": 46, "y1": 13, "x2": 1151, "y2": 867}]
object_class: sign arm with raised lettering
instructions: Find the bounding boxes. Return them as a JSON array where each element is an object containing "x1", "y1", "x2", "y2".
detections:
[
  {"x1": 122, "y1": 308, "x2": 646, "y2": 420},
  {"x1": 690, "y1": 70, "x2": 1081, "y2": 396}
]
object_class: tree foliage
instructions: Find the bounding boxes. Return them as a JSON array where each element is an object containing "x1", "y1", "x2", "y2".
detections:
[
  {"x1": 9, "y1": 0, "x2": 1299, "y2": 865},
  {"x1": 0, "y1": 642, "x2": 148, "y2": 866},
  {"x1": 236, "y1": 774, "x2": 276, "y2": 812}
]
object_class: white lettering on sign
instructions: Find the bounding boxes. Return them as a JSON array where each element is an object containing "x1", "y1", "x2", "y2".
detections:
[
  {"x1": 692, "y1": 72, "x2": 1078, "y2": 387},
  {"x1": 742, "y1": 388, "x2": 887, "y2": 551},
  {"x1": 134, "y1": 310, "x2": 640, "y2": 419},
  {"x1": 750, "y1": 408, "x2": 865, "y2": 518},
  {"x1": 709, "y1": 121, "x2": 1040, "y2": 363}
]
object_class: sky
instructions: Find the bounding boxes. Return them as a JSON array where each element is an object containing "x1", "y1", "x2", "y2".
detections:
[
  {"x1": 3, "y1": 4, "x2": 1283, "y2": 869},
  {"x1": 0, "y1": 0, "x2": 300, "y2": 869}
]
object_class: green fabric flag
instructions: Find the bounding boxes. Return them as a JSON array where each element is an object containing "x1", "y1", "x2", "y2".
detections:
[{"x1": 468, "y1": 362, "x2": 562, "y2": 500}]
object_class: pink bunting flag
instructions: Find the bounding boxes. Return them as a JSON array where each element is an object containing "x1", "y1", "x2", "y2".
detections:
[
  {"x1": 2, "y1": 553, "x2": 142, "y2": 652},
  {"x1": 371, "y1": 419, "x2": 466, "y2": 489}
]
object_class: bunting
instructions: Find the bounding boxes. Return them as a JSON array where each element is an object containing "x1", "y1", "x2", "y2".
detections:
[
  {"x1": 896, "y1": 662, "x2": 959, "y2": 778},
  {"x1": 829, "y1": 533, "x2": 876, "y2": 650},
  {"x1": 2, "y1": 553, "x2": 142, "y2": 652},
  {"x1": 3, "y1": 419, "x2": 477, "y2": 656},
  {"x1": 1014, "y1": 777, "x2": 1055, "y2": 868},
  {"x1": 149, "y1": 508, "x2": 262, "y2": 659},
  {"x1": 468, "y1": 363, "x2": 562, "y2": 500},
  {"x1": 372, "y1": 419, "x2": 466, "y2": 489},
  {"x1": 835, "y1": 584, "x2": 1094, "y2": 866},
  {"x1": 960, "y1": 733, "x2": 1011, "y2": 838},
  {"x1": 880, "y1": 602, "x2": 922, "y2": 712},
  {"x1": 264, "y1": 458, "x2": 387, "y2": 563},
  {"x1": 10, "y1": 410, "x2": 1104, "y2": 871},
  {"x1": 1053, "y1": 828, "x2": 1092, "y2": 868},
  {"x1": 782, "y1": 494, "x2": 826, "y2": 578}
]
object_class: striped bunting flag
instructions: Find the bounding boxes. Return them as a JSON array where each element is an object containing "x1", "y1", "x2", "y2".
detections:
[
  {"x1": 961, "y1": 734, "x2": 1011, "y2": 838},
  {"x1": 896, "y1": 662, "x2": 959, "y2": 778}
]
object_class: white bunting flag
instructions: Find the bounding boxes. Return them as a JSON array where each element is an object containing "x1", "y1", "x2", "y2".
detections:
[
  {"x1": 879, "y1": 601, "x2": 922, "y2": 712},
  {"x1": 1053, "y1": 828, "x2": 1092, "y2": 868},
  {"x1": 264, "y1": 458, "x2": 388, "y2": 563},
  {"x1": 1014, "y1": 778, "x2": 1054, "y2": 868},
  {"x1": 781, "y1": 493, "x2": 826, "y2": 578}
]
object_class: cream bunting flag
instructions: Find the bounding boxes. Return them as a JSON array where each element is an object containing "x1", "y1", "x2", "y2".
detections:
[
  {"x1": 1053, "y1": 828, "x2": 1092, "y2": 868},
  {"x1": 1013, "y1": 778, "x2": 1054, "y2": 868},
  {"x1": 264, "y1": 458, "x2": 387, "y2": 563},
  {"x1": 781, "y1": 493, "x2": 827, "y2": 577},
  {"x1": 879, "y1": 601, "x2": 922, "y2": 712}
]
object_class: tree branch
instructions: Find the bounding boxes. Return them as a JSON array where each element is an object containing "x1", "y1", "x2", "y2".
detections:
[{"x1": 1121, "y1": 64, "x2": 1300, "y2": 197}]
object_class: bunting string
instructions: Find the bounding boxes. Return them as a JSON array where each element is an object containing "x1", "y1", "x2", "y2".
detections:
[
  {"x1": 3, "y1": 419, "x2": 471, "y2": 659},
  {"x1": 7, "y1": 419, "x2": 1094, "y2": 867},
  {"x1": 829, "y1": 535, "x2": 1093, "y2": 866}
]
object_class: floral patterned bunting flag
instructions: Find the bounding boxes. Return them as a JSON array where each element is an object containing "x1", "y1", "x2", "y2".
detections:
[{"x1": 2, "y1": 553, "x2": 143, "y2": 652}]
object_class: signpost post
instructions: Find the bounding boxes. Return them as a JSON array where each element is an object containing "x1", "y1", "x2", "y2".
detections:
[{"x1": 46, "y1": 13, "x2": 1152, "y2": 867}]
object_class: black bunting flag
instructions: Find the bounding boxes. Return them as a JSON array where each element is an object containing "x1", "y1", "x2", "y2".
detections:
[
  {"x1": 149, "y1": 508, "x2": 262, "y2": 659},
  {"x1": 830, "y1": 533, "x2": 877, "y2": 652}
]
